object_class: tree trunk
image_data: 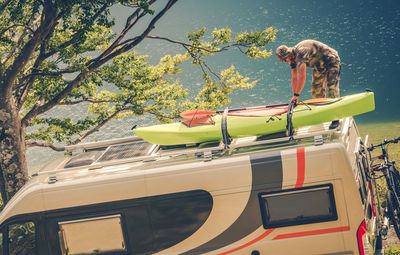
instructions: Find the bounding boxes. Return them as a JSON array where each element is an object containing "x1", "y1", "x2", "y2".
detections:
[{"x1": 0, "y1": 90, "x2": 28, "y2": 204}]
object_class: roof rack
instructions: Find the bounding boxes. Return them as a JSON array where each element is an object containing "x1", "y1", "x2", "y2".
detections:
[{"x1": 37, "y1": 121, "x2": 339, "y2": 177}]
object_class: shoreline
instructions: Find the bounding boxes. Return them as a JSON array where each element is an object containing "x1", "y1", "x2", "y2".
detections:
[{"x1": 358, "y1": 120, "x2": 400, "y2": 139}]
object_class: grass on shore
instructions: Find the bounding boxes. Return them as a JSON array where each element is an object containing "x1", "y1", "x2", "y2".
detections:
[
  {"x1": 358, "y1": 121, "x2": 400, "y2": 201},
  {"x1": 358, "y1": 121, "x2": 400, "y2": 162}
]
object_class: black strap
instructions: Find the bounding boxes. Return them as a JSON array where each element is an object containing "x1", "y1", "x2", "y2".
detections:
[
  {"x1": 221, "y1": 108, "x2": 232, "y2": 149},
  {"x1": 293, "y1": 93, "x2": 300, "y2": 97},
  {"x1": 286, "y1": 101, "x2": 296, "y2": 141}
]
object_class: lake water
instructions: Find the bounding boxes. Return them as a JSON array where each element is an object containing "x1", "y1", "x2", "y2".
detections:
[{"x1": 27, "y1": 0, "x2": 400, "y2": 171}]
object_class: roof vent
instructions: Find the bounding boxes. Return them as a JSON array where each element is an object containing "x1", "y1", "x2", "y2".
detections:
[
  {"x1": 64, "y1": 151, "x2": 102, "y2": 168},
  {"x1": 314, "y1": 135, "x2": 324, "y2": 146},
  {"x1": 48, "y1": 176, "x2": 58, "y2": 184}
]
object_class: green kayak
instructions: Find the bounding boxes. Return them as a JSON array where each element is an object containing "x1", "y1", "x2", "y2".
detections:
[{"x1": 134, "y1": 91, "x2": 375, "y2": 145}]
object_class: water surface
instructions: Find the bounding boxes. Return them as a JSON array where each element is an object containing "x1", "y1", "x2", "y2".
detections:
[{"x1": 27, "y1": 0, "x2": 400, "y2": 171}]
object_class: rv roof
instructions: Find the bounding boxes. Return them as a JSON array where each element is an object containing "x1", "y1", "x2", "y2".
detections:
[{"x1": 34, "y1": 118, "x2": 352, "y2": 181}]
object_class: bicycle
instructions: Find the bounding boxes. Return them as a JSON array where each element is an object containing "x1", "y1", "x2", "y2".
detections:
[{"x1": 367, "y1": 137, "x2": 400, "y2": 240}]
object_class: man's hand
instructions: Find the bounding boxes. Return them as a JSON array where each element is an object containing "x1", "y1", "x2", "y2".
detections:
[{"x1": 291, "y1": 92, "x2": 300, "y2": 102}]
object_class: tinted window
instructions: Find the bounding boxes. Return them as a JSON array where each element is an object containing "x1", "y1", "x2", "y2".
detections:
[
  {"x1": 148, "y1": 190, "x2": 213, "y2": 253},
  {"x1": 8, "y1": 221, "x2": 36, "y2": 255},
  {"x1": 259, "y1": 184, "x2": 337, "y2": 228},
  {"x1": 45, "y1": 190, "x2": 212, "y2": 255},
  {"x1": 124, "y1": 205, "x2": 155, "y2": 255}
]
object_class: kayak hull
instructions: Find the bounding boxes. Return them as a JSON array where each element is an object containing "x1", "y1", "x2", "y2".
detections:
[{"x1": 134, "y1": 92, "x2": 375, "y2": 145}]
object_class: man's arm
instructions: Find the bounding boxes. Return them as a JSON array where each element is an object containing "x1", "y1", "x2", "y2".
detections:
[
  {"x1": 290, "y1": 62, "x2": 306, "y2": 102},
  {"x1": 296, "y1": 63, "x2": 307, "y2": 94},
  {"x1": 291, "y1": 64, "x2": 298, "y2": 93}
]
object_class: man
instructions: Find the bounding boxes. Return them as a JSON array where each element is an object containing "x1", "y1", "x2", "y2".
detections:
[
  {"x1": 276, "y1": 39, "x2": 341, "y2": 128},
  {"x1": 276, "y1": 39, "x2": 341, "y2": 102}
]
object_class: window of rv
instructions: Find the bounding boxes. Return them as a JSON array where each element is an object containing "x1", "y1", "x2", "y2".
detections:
[
  {"x1": 58, "y1": 215, "x2": 127, "y2": 255},
  {"x1": 43, "y1": 190, "x2": 212, "y2": 255},
  {"x1": 259, "y1": 184, "x2": 337, "y2": 228},
  {"x1": 8, "y1": 221, "x2": 36, "y2": 255}
]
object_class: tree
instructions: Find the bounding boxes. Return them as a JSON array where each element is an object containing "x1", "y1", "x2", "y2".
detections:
[{"x1": 0, "y1": 0, "x2": 277, "y2": 204}]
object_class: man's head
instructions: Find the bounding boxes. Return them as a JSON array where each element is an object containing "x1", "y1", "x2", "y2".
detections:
[{"x1": 276, "y1": 45, "x2": 294, "y2": 63}]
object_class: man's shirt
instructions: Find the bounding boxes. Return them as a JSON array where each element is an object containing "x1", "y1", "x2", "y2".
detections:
[{"x1": 291, "y1": 40, "x2": 340, "y2": 71}]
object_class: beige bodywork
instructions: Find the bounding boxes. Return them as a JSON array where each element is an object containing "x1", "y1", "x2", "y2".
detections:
[{"x1": 0, "y1": 118, "x2": 379, "y2": 255}]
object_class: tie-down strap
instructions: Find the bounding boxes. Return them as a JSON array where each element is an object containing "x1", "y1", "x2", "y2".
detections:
[{"x1": 221, "y1": 108, "x2": 232, "y2": 149}]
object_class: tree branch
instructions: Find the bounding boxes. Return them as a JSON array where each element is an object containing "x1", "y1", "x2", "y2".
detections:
[
  {"x1": 2, "y1": 11, "x2": 39, "y2": 65},
  {"x1": 42, "y1": 2, "x2": 110, "y2": 59},
  {"x1": 0, "y1": 0, "x2": 12, "y2": 16},
  {"x1": 3, "y1": 0, "x2": 57, "y2": 97},
  {"x1": 21, "y1": 68, "x2": 79, "y2": 81},
  {"x1": 21, "y1": 0, "x2": 179, "y2": 126},
  {"x1": 90, "y1": 0, "x2": 178, "y2": 69},
  {"x1": 146, "y1": 109, "x2": 177, "y2": 120},
  {"x1": 143, "y1": 36, "x2": 242, "y2": 82},
  {"x1": 0, "y1": 24, "x2": 34, "y2": 37},
  {"x1": 16, "y1": 42, "x2": 48, "y2": 110},
  {"x1": 144, "y1": 35, "x2": 222, "y2": 53},
  {"x1": 58, "y1": 99, "x2": 111, "y2": 105},
  {"x1": 2, "y1": 29, "x2": 35, "y2": 66},
  {"x1": 26, "y1": 141, "x2": 65, "y2": 151},
  {"x1": 181, "y1": 44, "x2": 220, "y2": 81},
  {"x1": 87, "y1": 0, "x2": 157, "y2": 66},
  {"x1": 204, "y1": 61, "x2": 221, "y2": 80},
  {"x1": 16, "y1": 2, "x2": 111, "y2": 109},
  {"x1": 72, "y1": 110, "x2": 120, "y2": 145},
  {"x1": 14, "y1": 67, "x2": 78, "y2": 103},
  {"x1": 15, "y1": 9, "x2": 65, "y2": 110},
  {"x1": 144, "y1": 36, "x2": 248, "y2": 55},
  {"x1": 22, "y1": 72, "x2": 87, "y2": 126}
]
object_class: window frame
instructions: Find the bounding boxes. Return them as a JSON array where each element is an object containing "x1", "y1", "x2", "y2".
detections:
[
  {"x1": 56, "y1": 213, "x2": 130, "y2": 255},
  {"x1": 58, "y1": 213, "x2": 129, "y2": 254},
  {"x1": 258, "y1": 184, "x2": 338, "y2": 229}
]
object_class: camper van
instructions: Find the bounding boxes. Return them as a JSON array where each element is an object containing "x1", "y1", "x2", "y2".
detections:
[{"x1": 0, "y1": 117, "x2": 382, "y2": 255}]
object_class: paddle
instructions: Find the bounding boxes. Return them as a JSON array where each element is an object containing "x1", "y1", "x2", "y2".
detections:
[
  {"x1": 180, "y1": 109, "x2": 216, "y2": 119},
  {"x1": 180, "y1": 109, "x2": 216, "y2": 127},
  {"x1": 180, "y1": 104, "x2": 289, "y2": 120}
]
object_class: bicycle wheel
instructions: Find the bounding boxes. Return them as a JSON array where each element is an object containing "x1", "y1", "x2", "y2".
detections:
[{"x1": 387, "y1": 190, "x2": 400, "y2": 240}]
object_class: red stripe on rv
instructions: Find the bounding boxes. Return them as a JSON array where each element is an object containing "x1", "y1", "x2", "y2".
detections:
[
  {"x1": 295, "y1": 147, "x2": 305, "y2": 188},
  {"x1": 217, "y1": 229, "x2": 274, "y2": 255},
  {"x1": 272, "y1": 226, "x2": 350, "y2": 240}
]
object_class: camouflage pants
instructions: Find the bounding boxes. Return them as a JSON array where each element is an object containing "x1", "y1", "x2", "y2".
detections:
[{"x1": 311, "y1": 62, "x2": 341, "y2": 98}]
